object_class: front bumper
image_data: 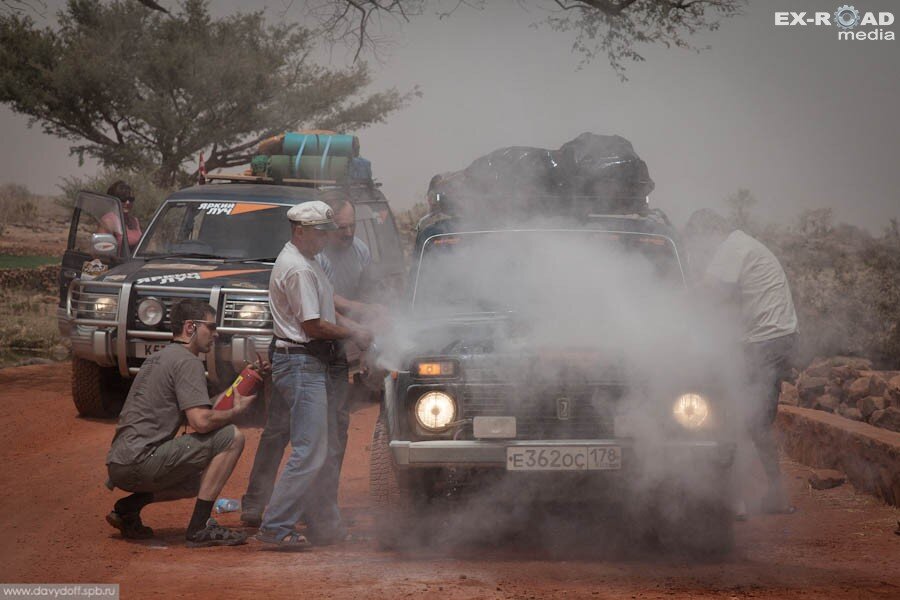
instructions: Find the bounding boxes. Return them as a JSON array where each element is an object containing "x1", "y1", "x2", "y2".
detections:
[{"x1": 390, "y1": 438, "x2": 735, "y2": 469}]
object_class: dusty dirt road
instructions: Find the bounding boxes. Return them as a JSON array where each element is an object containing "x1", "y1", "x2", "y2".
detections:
[{"x1": 1, "y1": 363, "x2": 898, "y2": 599}]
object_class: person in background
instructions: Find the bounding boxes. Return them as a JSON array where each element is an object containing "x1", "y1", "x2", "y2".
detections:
[
  {"x1": 684, "y1": 208, "x2": 799, "y2": 518},
  {"x1": 105, "y1": 298, "x2": 255, "y2": 547},
  {"x1": 99, "y1": 180, "x2": 142, "y2": 251}
]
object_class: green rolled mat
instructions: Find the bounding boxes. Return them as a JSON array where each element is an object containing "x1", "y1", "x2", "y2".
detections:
[
  {"x1": 250, "y1": 155, "x2": 270, "y2": 176},
  {"x1": 283, "y1": 133, "x2": 358, "y2": 157},
  {"x1": 295, "y1": 156, "x2": 349, "y2": 181},
  {"x1": 267, "y1": 155, "x2": 293, "y2": 180}
]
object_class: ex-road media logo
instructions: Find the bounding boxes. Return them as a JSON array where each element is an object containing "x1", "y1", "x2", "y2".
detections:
[{"x1": 775, "y1": 5, "x2": 895, "y2": 40}]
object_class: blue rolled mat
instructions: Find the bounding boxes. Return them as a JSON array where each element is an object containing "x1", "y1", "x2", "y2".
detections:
[{"x1": 283, "y1": 133, "x2": 357, "y2": 157}]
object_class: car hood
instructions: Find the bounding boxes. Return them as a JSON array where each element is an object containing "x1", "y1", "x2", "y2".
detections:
[
  {"x1": 94, "y1": 259, "x2": 272, "y2": 290},
  {"x1": 379, "y1": 314, "x2": 627, "y2": 384}
]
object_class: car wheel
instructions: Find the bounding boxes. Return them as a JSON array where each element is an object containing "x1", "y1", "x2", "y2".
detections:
[{"x1": 71, "y1": 357, "x2": 129, "y2": 418}]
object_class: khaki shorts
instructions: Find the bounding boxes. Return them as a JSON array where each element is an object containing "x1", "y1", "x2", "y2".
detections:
[{"x1": 107, "y1": 425, "x2": 236, "y2": 497}]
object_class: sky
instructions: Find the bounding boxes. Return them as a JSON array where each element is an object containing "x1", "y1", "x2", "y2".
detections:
[{"x1": 1, "y1": 0, "x2": 898, "y2": 230}]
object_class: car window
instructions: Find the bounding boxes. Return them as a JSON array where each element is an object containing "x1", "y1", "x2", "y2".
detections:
[
  {"x1": 138, "y1": 201, "x2": 291, "y2": 259},
  {"x1": 412, "y1": 230, "x2": 684, "y2": 315}
]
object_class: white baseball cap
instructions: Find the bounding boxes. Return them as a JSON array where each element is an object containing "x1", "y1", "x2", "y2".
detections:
[{"x1": 287, "y1": 200, "x2": 338, "y2": 230}]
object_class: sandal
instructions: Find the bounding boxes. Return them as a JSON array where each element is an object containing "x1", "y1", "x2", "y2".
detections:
[
  {"x1": 186, "y1": 518, "x2": 248, "y2": 547},
  {"x1": 256, "y1": 530, "x2": 311, "y2": 549},
  {"x1": 106, "y1": 511, "x2": 154, "y2": 539}
]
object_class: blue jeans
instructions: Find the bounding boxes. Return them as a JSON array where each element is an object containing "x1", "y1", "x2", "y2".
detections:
[
  {"x1": 259, "y1": 353, "x2": 342, "y2": 540},
  {"x1": 242, "y1": 360, "x2": 349, "y2": 520}
]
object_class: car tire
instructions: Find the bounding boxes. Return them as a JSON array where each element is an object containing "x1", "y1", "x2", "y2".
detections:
[
  {"x1": 369, "y1": 414, "x2": 419, "y2": 550},
  {"x1": 71, "y1": 357, "x2": 129, "y2": 418},
  {"x1": 655, "y1": 491, "x2": 735, "y2": 558}
]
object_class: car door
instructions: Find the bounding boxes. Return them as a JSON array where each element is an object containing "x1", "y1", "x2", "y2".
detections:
[{"x1": 58, "y1": 191, "x2": 131, "y2": 306}]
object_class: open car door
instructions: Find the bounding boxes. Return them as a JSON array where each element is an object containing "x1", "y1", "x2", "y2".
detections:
[{"x1": 58, "y1": 191, "x2": 131, "y2": 306}]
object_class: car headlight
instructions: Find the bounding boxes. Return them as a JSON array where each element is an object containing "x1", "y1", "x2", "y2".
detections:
[
  {"x1": 414, "y1": 391, "x2": 457, "y2": 431},
  {"x1": 93, "y1": 296, "x2": 118, "y2": 319},
  {"x1": 673, "y1": 393, "x2": 710, "y2": 429},
  {"x1": 238, "y1": 303, "x2": 270, "y2": 328},
  {"x1": 137, "y1": 297, "x2": 165, "y2": 327}
]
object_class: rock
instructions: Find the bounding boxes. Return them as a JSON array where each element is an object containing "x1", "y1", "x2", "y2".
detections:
[
  {"x1": 825, "y1": 382, "x2": 845, "y2": 400},
  {"x1": 808, "y1": 469, "x2": 847, "y2": 490},
  {"x1": 779, "y1": 382, "x2": 799, "y2": 406},
  {"x1": 830, "y1": 356, "x2": 873, "y2": 371},
  {"x1": 814, "y1": 394, "x2": 841, "y2": 413},
  {"x1": 857, "y1": 396, "x2": 887, "y2": 420},
  {"x1": 830, "y1": 365, "x2": 855, "y2": 381},
  {"x1": 798, "y1": 375, "x2": 829, "y2": 404},
  {"x1": 887, "y1": 375, "x2": 900, "y2": 408},
  {"x1": 870, "y1": 374, "x2": 888, "y2": 397},
  {"x1": 838, "y1": 404, "x2": 863, "y2": 421},
  {"x1": 49, "y1": 345, "x2": 70, "y2": 361},
  {"x1": 870, "y1": 407, "x2": 900, "y2": 433},
  {"x1": 805, "y1": 362, "x2": 832, "y2": 379},
  {"x1": 847, "y1": 376, "x2": 873, "y2": 402}
]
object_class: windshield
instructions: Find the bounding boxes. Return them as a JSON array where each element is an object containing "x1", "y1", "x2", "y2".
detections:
[
  {"x1": 412, "y1": 230, "x2": 685, "y2": 316},
  {"x1": 137, "y1": 200, "x2": 291, "y2": 260}
]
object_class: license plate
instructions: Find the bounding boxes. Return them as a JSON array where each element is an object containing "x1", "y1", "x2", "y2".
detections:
[
  {"x1": 506, "y1": 446, "x2": 622, "y2": 471},
  {"x1": 134, "y1": 342, "x2": 168, "y2": 357}
]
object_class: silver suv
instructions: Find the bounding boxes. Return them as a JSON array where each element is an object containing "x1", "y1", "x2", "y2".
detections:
[{"x1": 58, "y1": 182, "x2": 404, "y2": 418}]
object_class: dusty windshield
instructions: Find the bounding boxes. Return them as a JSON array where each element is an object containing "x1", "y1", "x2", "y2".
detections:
[
  {"x1": 136, "y1": 200, "x2": 291, "y2": 260},
  {"x1": 412, "y1": 230, "x2": 684, "y2": 316}
]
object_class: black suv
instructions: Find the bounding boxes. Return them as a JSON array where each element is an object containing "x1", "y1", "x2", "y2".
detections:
[
  {"x1": 58, "y1": 182, "x2": 404, "y2": 418},
  {"x1": 370, "y1": 213, "x2": 736, "y2": 554}
]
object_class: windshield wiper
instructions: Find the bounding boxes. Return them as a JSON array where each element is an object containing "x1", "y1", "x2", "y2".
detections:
[
  {"x1": 226, "y1": 256, "x2": 278, "y2": 263},
  {"x1": 140, "y1": 252, "x2": 226, "y2": 260}
]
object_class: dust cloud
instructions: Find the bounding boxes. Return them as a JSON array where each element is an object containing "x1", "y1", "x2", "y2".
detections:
[{"x1": 375, "y1": 212, "x2": 763, "y2": 556}]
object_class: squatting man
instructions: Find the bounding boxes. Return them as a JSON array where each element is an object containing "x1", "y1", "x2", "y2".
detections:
[{"x1": 105, "y1": 298, "x2": 257, "y2": 547}]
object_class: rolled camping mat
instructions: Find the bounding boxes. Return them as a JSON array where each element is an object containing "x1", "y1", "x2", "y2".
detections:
[
  {"x1": 283, "y1": 133, "x2": 357, "y2": 158},
  {"x1": 295, "y1": 156, "x2": 349, "y2": 181},
  {"x1": 267, "y1": 155, "x2": 293, "y2": 180},
  {"x1": 257, "y1": 134, "x2": 285, "y2": 156}
]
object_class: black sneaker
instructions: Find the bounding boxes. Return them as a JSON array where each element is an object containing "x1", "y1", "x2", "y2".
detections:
[
  {"x1": 186, "y1": 518, "x2": 248, "y2": 548},
  {"x1": 106, "y1": 511, "x2": 154, "y2": 540}
]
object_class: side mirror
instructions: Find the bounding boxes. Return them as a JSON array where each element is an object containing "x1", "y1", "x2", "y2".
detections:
[{"x1": 91, "y1": 233, "x2": 119, "y2": 257}]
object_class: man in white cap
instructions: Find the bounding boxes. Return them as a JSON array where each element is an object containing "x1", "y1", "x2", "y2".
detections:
[{"x1": 256, "y1": 200, "x2": 373, "y2": 548}]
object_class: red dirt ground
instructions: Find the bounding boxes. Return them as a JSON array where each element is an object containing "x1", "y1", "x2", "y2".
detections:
[{"x1": 1, "y1": 363, "x2": 898, "y2": 599}]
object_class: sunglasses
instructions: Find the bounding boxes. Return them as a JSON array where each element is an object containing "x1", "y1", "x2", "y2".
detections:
[
  {"x1": 121, "y1": 197, "x2": 135, "y2": 204},
  {"x1": 193, "y1": 320, "x2": 217, "y2": 332}
]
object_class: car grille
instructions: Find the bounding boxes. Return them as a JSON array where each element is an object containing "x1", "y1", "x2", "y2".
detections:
[
  {"x1": 461, "y1": 383, "x2": 622, "y2": 440},
  {"x1": 131, "y1": 291, "x2": 210, "y2": 330}
]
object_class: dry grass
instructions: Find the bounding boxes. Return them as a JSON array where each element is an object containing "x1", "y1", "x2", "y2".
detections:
[{"x1": 0, "y1": 288, "x2": 62, "y2": 352}]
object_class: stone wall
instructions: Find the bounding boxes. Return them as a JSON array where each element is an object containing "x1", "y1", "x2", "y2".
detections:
[
  {"x1": 780, "y1": 356, "x2": 900, "y2": 434},
  {"x1": 777, "y1": 405, "x2": 900, "y2": 506}
]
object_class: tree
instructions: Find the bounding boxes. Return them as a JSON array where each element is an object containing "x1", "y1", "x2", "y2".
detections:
[
  {"x1": 724, "y1": 187, "x2": 756, "y2": 231},
  {"x1": 0, "y1": 0, "x2": 415, "y2": 186},
  {"x1": 304, "y1": 0, "x2": 745, "y2": 78}
]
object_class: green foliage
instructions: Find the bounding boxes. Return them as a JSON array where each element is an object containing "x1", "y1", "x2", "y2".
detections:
[
  {"x1": 0, "y1": 255, "x2": 58, "y2": 268},
  {"x1": 0, "y1": 0, "x2": 413, "y2": 186},
  {"x1": 57, "y1": 167, "x2": 172, "y2": 224}
]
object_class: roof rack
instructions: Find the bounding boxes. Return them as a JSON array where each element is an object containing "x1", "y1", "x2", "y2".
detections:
[{"x1": 205, "y1": 173, "x2": 337, "y2": 186}]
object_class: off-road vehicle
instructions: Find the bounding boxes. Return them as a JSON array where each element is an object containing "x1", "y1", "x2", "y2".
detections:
[
  {"x1": 58, "y1": 178, "x2": 404, "y2": 418},
  {"x1": 370, "y1": 211, "x2": 736, "y2": 554}
]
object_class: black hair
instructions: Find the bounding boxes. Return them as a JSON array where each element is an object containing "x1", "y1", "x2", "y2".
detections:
[
  {"x1": 170, "y1": 299, "x2": 216, "y2": 335},
  {"x1": 106, "y1": 180, "x2": 134, "y2": 203}
]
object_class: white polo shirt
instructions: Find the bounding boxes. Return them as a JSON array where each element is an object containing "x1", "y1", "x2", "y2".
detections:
[
  {"x1": 269, "y1": 241, "x2": 336, "y2": 345},
  {"x1": 706, "y1": 230, "x2": 798, "y2": 343}
]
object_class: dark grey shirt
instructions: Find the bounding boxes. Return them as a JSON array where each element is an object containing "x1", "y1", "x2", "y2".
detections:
[
  {"x1": 106, "y1": 343, "x2": 211, "y2": 465},
  {"x1": 321, "y1": 237, "x2": 372, "y2": 300}
]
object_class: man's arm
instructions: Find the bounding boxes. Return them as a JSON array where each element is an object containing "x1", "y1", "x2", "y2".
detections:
[
  {"x1": 184, "y1": 389, "x2": 256, "y2": 434},
  {"x1": 334, "y1": 293, "x2": 388, "y2": 322},
  {"x1": 302, "y1": 317, "x2": 372, "y2": 350}
]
